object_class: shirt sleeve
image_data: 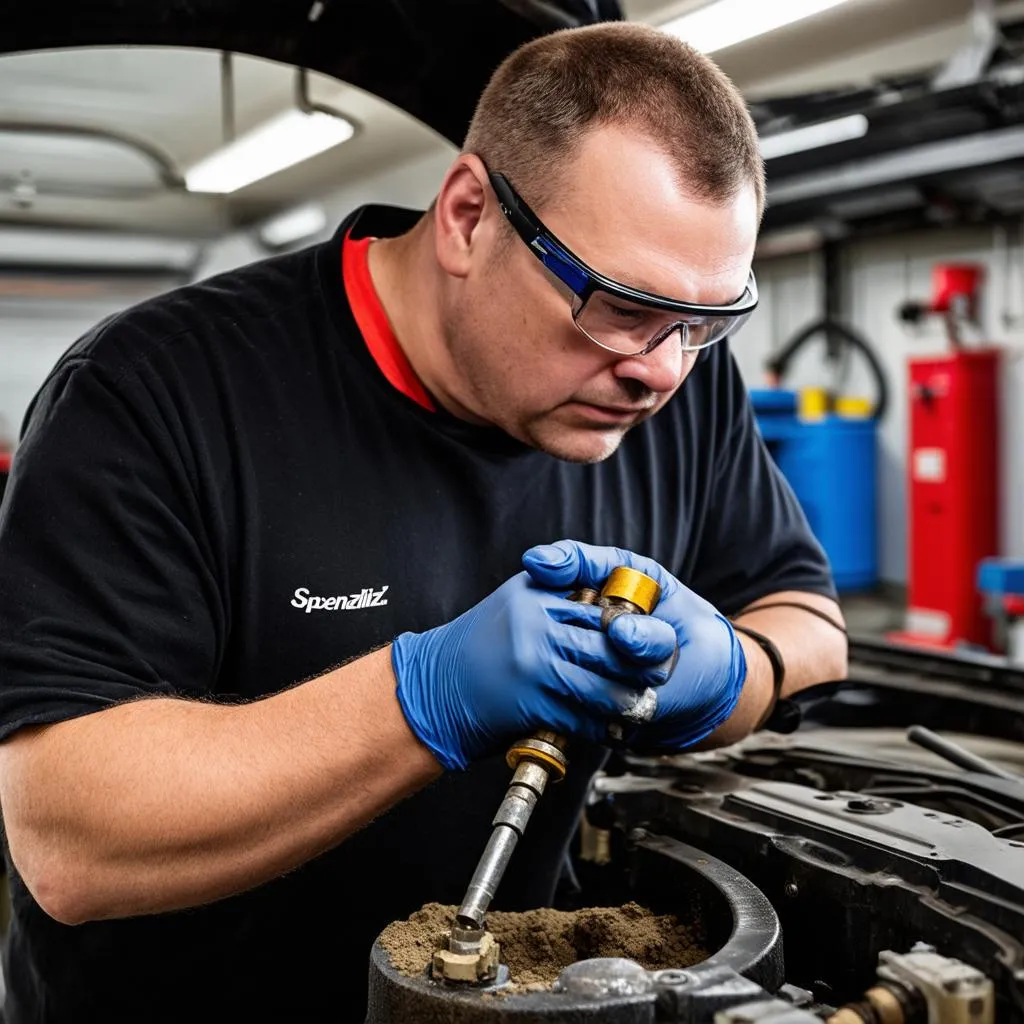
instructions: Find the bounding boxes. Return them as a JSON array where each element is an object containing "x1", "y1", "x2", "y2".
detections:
[
  {"x1": 688, "y1": 345, "x2": 838, "y2": 616},
  {"x1": 0, "y1": 349, "x2": 226, "y2": 742}
]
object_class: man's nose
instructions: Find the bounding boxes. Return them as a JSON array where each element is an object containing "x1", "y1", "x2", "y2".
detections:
[{"x1": 611, "y1": 330, "x2": 688, "y2": 394}]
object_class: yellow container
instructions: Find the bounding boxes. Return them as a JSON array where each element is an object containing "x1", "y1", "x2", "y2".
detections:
[
  {"x1": 798, "y1": 386, "x2": 829, "y2": 421},
  {"x1": 835, "y1": 396, "x2": 873, "y2": 419}
]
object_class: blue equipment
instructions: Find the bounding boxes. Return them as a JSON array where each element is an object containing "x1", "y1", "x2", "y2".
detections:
[{"x1": 750, "y1": 389, "x2": 878, "y2": 592}]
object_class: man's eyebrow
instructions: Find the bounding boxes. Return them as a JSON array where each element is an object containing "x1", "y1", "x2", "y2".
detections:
[
  {"x1": 605, "y1": 273, "x2": 704, "y2": 302},
  {"x1": 590, "y1": 265, "x2": 673, "y2": 296},
  {"x1": 589, "y1": 260, "x2": 698, "y2": 298},
  {"x1": 573, "y1": 241, "x2": 749, "y2": 302},
  {"x1": 617, "y1": 274, "x2": 668, "y2": 295},
  {"x1": 600, "y1": 265, "x2": 750, "y2": 305}
]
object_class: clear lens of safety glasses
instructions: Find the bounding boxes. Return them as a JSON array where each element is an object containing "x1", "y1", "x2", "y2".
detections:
[{"x1": 571, "y1": 290, "x2": 743, "y2": 356}]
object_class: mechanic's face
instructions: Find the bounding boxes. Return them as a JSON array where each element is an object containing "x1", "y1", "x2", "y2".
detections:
[{"x1": 435, "y1": 125, "x2": 759, "y2": 463}]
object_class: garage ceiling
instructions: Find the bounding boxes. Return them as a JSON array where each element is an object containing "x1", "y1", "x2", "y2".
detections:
[
  {"x1": 0, "y1": 51, "x2": 451, "y2": 237},
  {"x1": 0, "y1": 0, "x2": 1016, "y2": 240}
]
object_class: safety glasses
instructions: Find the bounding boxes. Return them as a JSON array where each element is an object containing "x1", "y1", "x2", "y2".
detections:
[{"x1": 489, "y1": 170, "x2": 758, "y2": 356}]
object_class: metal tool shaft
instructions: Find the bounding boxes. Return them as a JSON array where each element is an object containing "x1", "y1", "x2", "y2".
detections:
[
  {"x1": 440, "y1": 567, "x2": 663, "y2": 985},
  {"x1": 456, "y1": 759, "x2": 551, "y2": 928}
]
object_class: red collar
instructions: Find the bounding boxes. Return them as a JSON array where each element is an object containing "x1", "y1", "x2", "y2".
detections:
[{"x1": 342, "y1": 232, "x2": 435, "y2": 412}]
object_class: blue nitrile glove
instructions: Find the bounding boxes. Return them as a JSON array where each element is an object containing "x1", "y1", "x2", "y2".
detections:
[
  {"x1": 522, "y1": 540, "x2": 747, "y2": 751},
  {"x1": 391, "y1": 569, "x2": 673, "y2": 770}
]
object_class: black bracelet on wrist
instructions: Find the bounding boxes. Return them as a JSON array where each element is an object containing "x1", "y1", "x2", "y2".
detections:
[
  {"x1": 739, "y1": 600, "x2": 847, "y2": 635},
  {"x1": 730, "y1": 622, "x2": 801, "y2": 734}
]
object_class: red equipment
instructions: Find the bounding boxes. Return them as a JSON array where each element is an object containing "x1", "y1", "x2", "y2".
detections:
[
  {"x1": 897, "y1": 263, "x2": 984, "y2": 348},
  {"x1": 929, "y1": 264, "x2": 983, "y2": 317},
  {"x1": 890, "y1": 263, "x2": 1000, "y2": 650}
]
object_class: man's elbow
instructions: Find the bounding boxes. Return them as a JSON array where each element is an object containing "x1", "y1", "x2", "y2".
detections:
[
  {"x1": 6, "y1": 827, "x2": 96, "y2": 926},
  {"x1": 0, "y1": 726, "x2": 113, "y2": 925},
  {"x1": 32, "y1": 878, "x2": 94, "y2": 928}
]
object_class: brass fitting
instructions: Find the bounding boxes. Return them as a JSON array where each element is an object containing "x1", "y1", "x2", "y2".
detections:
[
  {"x1": 506, "y1": 731, "x2": 569, "y2": 781},
  {"x1": 865, "y1": 985, "x2": 909, "y2": 1024},
  {"x1": 432, "y1": 926, "x2": 500, "y2": 983},
  {"x1": 601, "y1": 566, "x2": 661, "y2": 617}
]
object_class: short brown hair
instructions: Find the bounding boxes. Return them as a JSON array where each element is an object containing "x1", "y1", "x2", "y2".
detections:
[{"x1": 463, "y1": 21, "x2": 764, "y2": 218}]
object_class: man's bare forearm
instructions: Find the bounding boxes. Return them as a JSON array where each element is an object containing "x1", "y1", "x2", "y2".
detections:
[
  {"x1": 696, "y1": 590, "x2": 848, "y2": 748},
  {"x1": 0, "y1": 646, "x2": 441, "y2": 925}
]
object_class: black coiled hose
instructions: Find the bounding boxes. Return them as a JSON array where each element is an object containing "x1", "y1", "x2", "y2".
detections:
[{"x1": 764, "y1": 318, "x2": 889, "y2": 421}]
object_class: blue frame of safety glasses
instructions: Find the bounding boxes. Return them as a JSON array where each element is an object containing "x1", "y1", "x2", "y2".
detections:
[{"x1": 488, "y1": 169, "x2": 759, "y2": 346}]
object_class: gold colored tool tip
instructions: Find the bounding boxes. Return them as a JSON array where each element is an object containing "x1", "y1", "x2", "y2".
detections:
[{"x1": 600, "y1": 567, "x2": 661, "y2": 614}]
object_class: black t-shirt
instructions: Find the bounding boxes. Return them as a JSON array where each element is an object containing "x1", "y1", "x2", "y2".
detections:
[{"x1": 0, "y1": 205, "x2": 834, "y2": 1022}]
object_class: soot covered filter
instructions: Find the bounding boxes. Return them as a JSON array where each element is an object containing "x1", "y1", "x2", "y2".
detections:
[{"x1": 365, "y1": 832, "x2": 784, "y2": 1024}]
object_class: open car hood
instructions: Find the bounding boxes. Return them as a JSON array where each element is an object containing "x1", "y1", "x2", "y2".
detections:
[
  {"x1": 8, "y1": 1, "x2": 1023, "y2": 241},
  {"x1": 1, "y1": 0, "x2": 620, "y2": 146}
]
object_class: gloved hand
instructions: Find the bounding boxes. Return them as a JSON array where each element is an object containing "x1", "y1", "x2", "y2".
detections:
[
  {"x1": 522, "y1": 540, "x2": 747, "y2": 752},
  {"x1": 391, "y1": 569, "x2": 672, "y2": 770}
]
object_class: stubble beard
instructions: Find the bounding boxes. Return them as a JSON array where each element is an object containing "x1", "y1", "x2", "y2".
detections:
[
  {"x1": 446, "y1": 338, "x2": 636, "y2": 463},
  {"x1": 520, "y1": 415, "x2": 630, "y2": 463}
]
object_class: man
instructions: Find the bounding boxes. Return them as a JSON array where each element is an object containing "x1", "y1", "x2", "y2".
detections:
[{"x1": 0, "y1": 21, "x2": 846, "y2": 1023}]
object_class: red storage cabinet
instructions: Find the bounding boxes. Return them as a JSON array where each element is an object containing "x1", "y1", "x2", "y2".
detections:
[{"x1": 891, "y1": 349, "x2": 1000, "y2": 648}]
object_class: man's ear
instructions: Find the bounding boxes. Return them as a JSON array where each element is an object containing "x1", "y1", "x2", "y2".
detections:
[{"x1": 433, "y1": 155, "x2": 491, "y2": 280}]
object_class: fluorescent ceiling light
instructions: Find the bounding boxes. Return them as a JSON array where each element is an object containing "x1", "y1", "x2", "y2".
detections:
[
  {"x1": 661, "y1": 0, "x2": 856, "y2": 54},
  {"x1": 767, "y1": 123, "x2": 1024, "y2": 207},
  {"x1": 185, "y1": 109, "x2": 355, "y2": 194},
  {"x1": 760, "y1": 113, "x2": 869, "y2": 160},
  {"x1": 259, "y1": 203, "x2": 328, "y2": 248},
  {"x1": 0, "y1": 228, "x2": 198, "y2": 270}
]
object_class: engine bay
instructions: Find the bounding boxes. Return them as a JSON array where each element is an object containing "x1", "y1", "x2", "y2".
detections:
[{"x1": 576, "y1": 640, "x2": 1024, "y2": 1024}]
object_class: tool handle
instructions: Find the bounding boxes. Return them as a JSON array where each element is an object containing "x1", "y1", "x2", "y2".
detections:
[
  {"x1": 519, "y1": 567, "x2": 661, "y2": 762},
  {"x1": 568, "y1": 581, "x2": 658, "y2": 743}
]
